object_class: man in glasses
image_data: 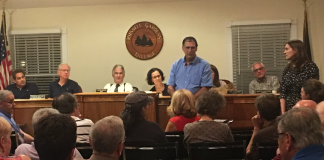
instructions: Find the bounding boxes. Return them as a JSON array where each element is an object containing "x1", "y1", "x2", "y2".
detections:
[
  {"x1": 0, "y1": 90, "x2": 34, "y2": 143},
  {"x1": 48, "y1": 63, "x2": 80, "y2": 98},
  {"x1": 167, "y1": 36, "x2": 213, "y2": 98},
  {"x1": 277, "y1": 107, "x2": 324, "y2": 160},
  {"x1": 249, "y1": 62, "x2": 280, "y2": 94}
]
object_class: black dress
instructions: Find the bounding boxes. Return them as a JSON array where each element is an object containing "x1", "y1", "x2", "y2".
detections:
[
  {"x1": 150, "y1": 84, "x2": 169, "y2": 96},
  {"x1": 279, "y1": 61, "x2": 319, "y2": 110}
]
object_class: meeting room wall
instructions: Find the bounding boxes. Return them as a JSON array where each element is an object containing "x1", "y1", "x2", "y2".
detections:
[{"x1": 4, "y1": 0, "x2": 324, "y2": 92}]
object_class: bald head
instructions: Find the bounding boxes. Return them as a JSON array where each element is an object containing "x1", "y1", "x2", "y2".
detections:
[
  {"x1": 316, "y1": 101, "x2": 324, "y2": 129},
  {"x1": 293, "y1": 100, "x2": 317, "y2": 109}
]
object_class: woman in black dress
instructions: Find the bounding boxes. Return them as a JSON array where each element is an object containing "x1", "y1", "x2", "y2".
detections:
[
  {"x1": 146, "y1": 68, "x2": 169, "y2": 96},
  {"x1": 280, "y1": 40, "x2": 319, "y2": 113}
]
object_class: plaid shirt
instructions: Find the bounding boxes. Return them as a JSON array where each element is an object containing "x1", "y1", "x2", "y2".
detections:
[{"x1": 249, "y1": 75, "x2": 280, "y2": 94}]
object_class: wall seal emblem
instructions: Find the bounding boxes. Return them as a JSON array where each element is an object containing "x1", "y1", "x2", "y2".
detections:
[{"x1": 125, "y1": 21, "x2": 163, "y2": 60}]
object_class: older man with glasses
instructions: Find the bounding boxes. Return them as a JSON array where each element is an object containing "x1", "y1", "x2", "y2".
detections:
[{"x1": 249, "y1": 62, "x2": 280, "y2": 94}]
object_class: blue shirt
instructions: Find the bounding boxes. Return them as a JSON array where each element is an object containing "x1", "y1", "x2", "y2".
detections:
[
  {"x1": 167, "y1": 56, "x2": 213, "y2": 94},
  {"x1": 6, "y1": 82, "x2": 39, "y2": 99},
  {"x1": 292, "y1": 144, "x2": 324, "y2": 160},
  {"x1": 0, "y1": 109, "x2": 24, "y2": 142}
]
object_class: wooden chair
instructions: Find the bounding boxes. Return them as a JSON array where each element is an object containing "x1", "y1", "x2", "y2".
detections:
[
  {"x1": 232, "y1": 130, "x2": 253, "y2": 144},
  {"x1": 257, "y1": 142, "x2": 278, "y2": 160},
  {"x1": 165, "y1": 131, "x2": 188, "y2": 159},
  {"x1": 76, "y1": 143, "x2": 92, "y2": 159},
  {"x1": 122, "y1": 142, "x2": 179, "y2": 160},
  {"x1": 10, "y1": 131, "x2": 19, "y2": 155},
  {"x1": 188, "y1": 140, "x2": 246, "y2": 160}
]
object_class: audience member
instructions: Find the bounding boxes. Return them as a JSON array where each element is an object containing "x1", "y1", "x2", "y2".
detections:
[
  {"x1": 316, "y1": 101, "x2": 324, "y2": 130},
  {"x1": 0, "y1": 117, "x2": 31, "y2": 160},
  {"x1": 165, "y1": 89, "x2": 200, "y2": 132},
  {"x1": 89, "y1": 116, "x2": 124, "y2": 160},
  {"x1": 210, "y1": 64, "x2": 226, "y2": 88},
  {"x1": 15, "y1": 108, "x2": 83, "y2": 160},
  {"x1": 120, "y1": 91, "x2": 167, "y2": 144},
  {"x1": 34, "y1": 114, "x2": 77, "y2": 160},
  {"x1": 49, "y1": 63, "x2": 80, "y2": 98},
  {"x1": 277, "y1": 107, "x2": 324, "y2": 160},
  {"x1": 249, "y1": 62, "x2": 280, "y2": 94},
  {"x1": 0, "y1": 90, "x2": 33, "y2": 143},
  {"x1": 104, "y1": 64, "x2": 133, "y2": 92},
  {"x1": 167, "y1": 36, "x2": 213, "y2": 98},
  {"x1": 6, "y1": 69, "x2": 39, "y2": 99},
  {"x1": 52, "y1": 92, "x2": 94, "y2": 143},
  {"x1": 293, "y1": 100, "x2": 317, "y2": 109},
  {"x1": 146, "y1": 68, "x2": 169, "y2": 96},
  {"x1": 301, "y1": 79, "x2": 324, "y2": 103},
  {"x1": 246, "y1": 94, "x2": 281, "y2": 160},
  {"x1": 184, "y1": 90, "x2": 233, "y2": 146}
]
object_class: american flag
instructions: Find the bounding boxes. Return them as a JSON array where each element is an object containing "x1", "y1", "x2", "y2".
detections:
[{"x1": 0, "y1": 11, "x2": 12, "y2": 90}]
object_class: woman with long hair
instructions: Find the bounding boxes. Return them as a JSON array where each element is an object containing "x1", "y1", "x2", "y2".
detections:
[{"x1": 280, "y1": 40, "x2": 319, "y2": 113}]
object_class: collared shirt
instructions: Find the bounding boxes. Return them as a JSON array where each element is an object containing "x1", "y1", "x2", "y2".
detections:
[
  {"x1": 292, "y1": 144, "x2": 324, "y2": 160},
  {"x1": 167, "y1": 56, "x2": 213, "y2": 95},
  {"x1": 249, "y1": 75, "x2": 280, "y2": 94},
  {"x1": 103, "y1": 83, "x2": 133, "y2": 92},
  {"x1": 71, "y1": 116, "x2": 94, "y2": 143},
  {"x1": 0, "y1": 109, "x2": 24, "y2": 141},
  {"x1": 6, "y1": 82, "x2": 39, "y2": 99},
  {"x1": 48, "y1": 79, "x2": 79, "y2": 98}
]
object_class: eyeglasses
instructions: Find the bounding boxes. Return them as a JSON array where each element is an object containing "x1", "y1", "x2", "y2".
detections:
[
  {"x1": 253, "y1": 67, "x2": 264, "y2": 73},
  {"x1": 2, "y1": 100, "x2": 15, "y2": 105},
  {"x1": 273, "y1": 132, "x2": 295, "y2": 141},
  {"x1": 59, "y1": 69, "x2": 70, "y2": 72},
  {"x1": 184, "y1": 46, "x2": 196, "y2": 50},
  {"x1": 152, "y1": 75, "x2": 161, "y2": 79}
]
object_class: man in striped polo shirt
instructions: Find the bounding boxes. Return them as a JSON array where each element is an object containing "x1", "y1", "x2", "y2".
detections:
[{"x1": 52, "y1": 92, "x2": 94, "y2": 143}]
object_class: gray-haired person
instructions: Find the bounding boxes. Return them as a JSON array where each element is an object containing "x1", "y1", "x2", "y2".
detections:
[
  {"x1": 103, "y1": 64, "x2": 133, "y2": 92},
  {"x1": 277, "y1": 107, "x2": 324, "y2": 160},
  {"x1": 89, "y1": 116, "x2": 125, "y2": 160}
]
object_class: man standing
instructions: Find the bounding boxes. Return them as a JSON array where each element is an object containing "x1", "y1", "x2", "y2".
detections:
[
  {"x1": 48, "y1": 63, "x2": 79, "y2": 98},
  {"x1": 167, "y1": 37, "x2": 213, "y2": 98},
  {"x1": 89, "y1": 116, "x2": 124, "y2": 160},
  {"x1": 249, "y1": 62, "x2": 280, "y2": 94},
  {"x1": 278, "y1": 107, "x2": 324, "y2": 160},
  {"x1": 0, "y1": 90, "x2": 34, "y2": 143},
  {"x1": 104, "y1": 64, "x2": 133, "y2": 92},
  {"x1": 6, "y1": 69, "x2": 39, "y2": 99}
]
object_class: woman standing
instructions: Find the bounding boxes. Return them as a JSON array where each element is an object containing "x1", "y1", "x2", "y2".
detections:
[{"x1": 280, "y1": 40, "x2": 319, "y2": 113}]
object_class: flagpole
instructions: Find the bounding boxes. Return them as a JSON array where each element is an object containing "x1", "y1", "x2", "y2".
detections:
[{"x1": 1, "y1": 0, "x2": 7, "y2": 11}]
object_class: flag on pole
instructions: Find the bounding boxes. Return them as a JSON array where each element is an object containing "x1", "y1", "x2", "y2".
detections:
[
  {"x1": 303, "y1": 8, "x2": 312, "y2": 60},
  {"x1": 0, "y1": 11, "x2": 12, "y2": 90}
]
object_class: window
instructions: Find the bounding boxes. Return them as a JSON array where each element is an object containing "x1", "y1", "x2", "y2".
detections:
[
  {"x1": 9, "y1": 29, "x2": 67, "y2": 95},
  {"x1": 229, "y1": 20, "x2": 296, "y2": 94}
]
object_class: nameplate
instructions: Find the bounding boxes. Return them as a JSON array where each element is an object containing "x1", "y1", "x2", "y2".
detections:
[
  {"x1": 227, "y1": 90, "x2": 243, "y2": 94},
  {"x1": 30, "y1": 95, "x2": 45, "y2": 99},
  {"x1": 255, "y1": 90, "x2": 272, "y2": 94},
  {"x1": 96, "y1": 89, "x2": 108, "y2": 92}
]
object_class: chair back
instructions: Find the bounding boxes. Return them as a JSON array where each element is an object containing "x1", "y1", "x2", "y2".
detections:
[
  {"x1": 257, "y1": 142, "x2": 278, "y2": 160},
  {"x1": 188, "y1": 140, "x2": 246, "y2": 160},
  {"x1": 165, "y1": 131, "x2": 188, "y2": 159},
  {"x1": 10, "y1": 131, "x2": 19, "y2": 155},
  {"x1": 232, "y1": 130, "x2": 253, "y2": 143},
  {"x1": 76, "y1": 143, "x2": 92, "y2": 159},
  {"x1": 122, "y1": 142, "x2": 178, "y2": 160}
]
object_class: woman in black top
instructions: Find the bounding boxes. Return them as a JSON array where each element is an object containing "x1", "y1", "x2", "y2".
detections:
[
  {"x1": 146, "y1": 68, "x2": 169, "y2": 96},
  {"x1": 280, "y1": 40, "x2": 319, "y2": 113}
]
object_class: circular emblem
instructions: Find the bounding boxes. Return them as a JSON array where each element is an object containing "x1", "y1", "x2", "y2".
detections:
[{"x1": 125, "y1": 21, "x2": 163, "y2": 60}]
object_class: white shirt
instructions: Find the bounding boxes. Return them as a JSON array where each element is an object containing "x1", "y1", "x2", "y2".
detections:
[{"x1": 103, "y1": 83, "x2": 133, "y2": 92}]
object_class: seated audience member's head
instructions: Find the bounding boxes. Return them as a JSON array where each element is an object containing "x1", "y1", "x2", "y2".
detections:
[
  {"x1": 12, "y1": 69, "x2": 27, "y2": 88},
  {"x1": 278, "y1": 107, "x2": 324, "y2": 160},
  {"x1": 196, "y1": 89, "x2": 226, "y2": 119},
  {"x1": 255, "y1": 94, "x2": 281, "y2": 121},
  {"x1": 34, "y1": 114, "x2": 76, "y2": 160},
  {"x1": 0, "y1": 117, "x2": 12, "y2": 157},
  {"x1": 112, "y1": 64, "x2": 125, "y2": 85},
  {"x1": 210, "y1": 64, "x2": 221, "y2": 87},
  {"x1": 251, "y1": 62, "x2": 266, "y2": 79},
  {"x1": 90, "y1": 116, "x2": 125, "y2": 159},
  {"x1": 146, "y1": 68, "x2": 165, "y2": 85},
  {"x1": 168, "y1": 89, "x2": 197, "y2": 118},
  {"x1": 120, "y1": 91, "x2": 153, "y2": 135},
  {"x1": 293, "y1": 100, "x2": 317, "y2": 109},
  {"x1": 52, "y1": 92, "x2": 80, "y2": 117},
  {"x1": 301, "y1": 79, "x2": 324, "y2": 103},
  {"x1": 316, "y1": 101, "x2": 324, "y2": 130},
  {"x1": 0, "y1": 90, "x2": 15, "y2": 115},
  {"x1": 57, "y1": 63, "x2": 71, "y2": 80},
  {"x1": 32, "y1": 108, "x2": 59, "y2": 129}
]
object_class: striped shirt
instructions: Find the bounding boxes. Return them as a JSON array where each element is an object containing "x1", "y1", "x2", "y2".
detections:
[{"x1": 71, "y1": 116, "x2": 94, "y2": 143}]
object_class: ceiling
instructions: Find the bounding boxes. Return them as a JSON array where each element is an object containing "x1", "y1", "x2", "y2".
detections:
[{"x1": 2, "y1": 0, "x2": 193, "y2": 9}]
